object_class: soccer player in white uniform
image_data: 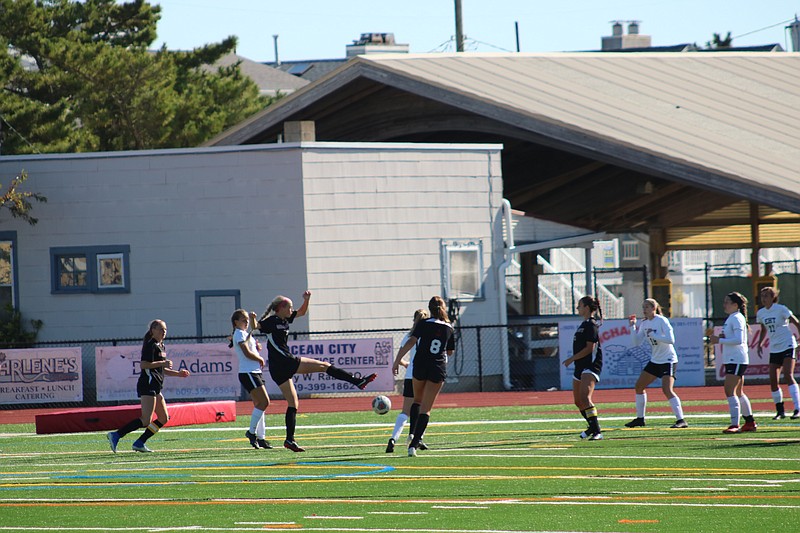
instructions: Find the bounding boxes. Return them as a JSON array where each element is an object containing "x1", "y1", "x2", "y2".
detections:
[
  {"x1": 755, "y1": 287, "x2": 800, "y2": 420},
  {"x1": 386, "y1": 308, "x2": 430, "y2": 453},
  {"x1": 710, "y1": 292, "x2": 757, "y2": 434},
  {"x1": 230, "y1": 308, "x2": 272, "y2": 449},
  {"x1": 624, "y1": 298, "x2": 687, "y2": 429}
]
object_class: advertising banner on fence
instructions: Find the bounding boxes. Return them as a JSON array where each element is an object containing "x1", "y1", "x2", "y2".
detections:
[
  {"x1": 97, "y1": 337, "x2": 394, "y2": 401},
  {"x1": 558, "y1": 318, "x2": 705, "y2": 390},
  {"x1": 96, "y1": 343, "x2": 238, "y2": 402},
  {"x1": 264, "y1": 338, "x2": 394, "y2": 397},
  {"x1": 711, "y1": 323, "x2": 799, "y2": 381},
  {"x1": 0, "y1": 347, "x2": 83, "y2": 404}
]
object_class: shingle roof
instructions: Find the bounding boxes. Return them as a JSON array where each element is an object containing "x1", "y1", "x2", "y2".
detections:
[
  {"x1": 207, "y1": 52, "x2": 800, "y2": 245},
  {"x1": 210, "y1": 53, "x2": 309, "y2": 95}
]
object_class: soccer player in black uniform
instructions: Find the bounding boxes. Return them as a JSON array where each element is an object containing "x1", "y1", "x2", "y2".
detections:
[
  {"x1": 392, "y1": 296, "x2": 455, "y2": 457},
  {"x1": 256, "y1": 290, "x2": 377, "y2": 452},
  {"x1": 562, "y1": 296, "x2": 604, "y2": 440},
  {"x1": 107, "y1": 319, "x2": 190, "y2": 453}
]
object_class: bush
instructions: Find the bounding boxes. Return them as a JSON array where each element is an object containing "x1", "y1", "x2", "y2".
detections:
[{"x1": 0, "y1": 304, "x2": 43, "y2": 348}]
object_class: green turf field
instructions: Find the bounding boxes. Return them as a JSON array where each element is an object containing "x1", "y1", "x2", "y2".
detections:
[{"x1": 1, "y1": 401, "x2": 799, "y2": 532}]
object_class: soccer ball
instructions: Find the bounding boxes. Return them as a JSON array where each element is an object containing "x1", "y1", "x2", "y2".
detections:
[{"x1": 372, "y1": 395, "x2": 391, "y2": 415}]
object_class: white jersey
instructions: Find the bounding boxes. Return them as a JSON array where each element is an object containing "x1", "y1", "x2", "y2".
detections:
[
  {"x1": 631, "y1": 314, "x2": 677, "y2": 364},
  {"x1": 233, "y1": 328, "x2": 262, "y2": 374},
  {"x1": 719, "y1": 312, "x2": 749, "y2": 365},
  {"x1": 756, "y1": 304, "x2": 798, "y2": 353},
  {"x1": 400, "y1": 332, "x2": 418, "y2": 377}
]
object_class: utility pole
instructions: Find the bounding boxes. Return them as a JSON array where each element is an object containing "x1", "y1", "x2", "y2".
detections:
[
  {"x1": 273, "y1": 35, "x2": 280, "y2": 65},
  {"x1": 515, "y1": 21, "x2": 520, "y2": 52},
  {"x1": 454, "y1": 0, "x2": 464, "y2": 52}
]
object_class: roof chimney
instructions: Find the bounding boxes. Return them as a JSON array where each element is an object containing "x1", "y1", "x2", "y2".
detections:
[
  {"x1": 346, "y1": 33, "x2": 409, "y2": 58},
  {"x1": 602, "y1": 20, "x2": 651, "y2": 51}
]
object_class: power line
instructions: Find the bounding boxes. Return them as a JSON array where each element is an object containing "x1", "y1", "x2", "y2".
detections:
[
  {"x1": 465, "y1": 38, "x2": 514, "y2": 53},
  {"x1": 0, "y1": 114, "x2": 41, "y2": 155},
  {"x1": 733, "y1": 17, "x2": 795, "y2": 40}
]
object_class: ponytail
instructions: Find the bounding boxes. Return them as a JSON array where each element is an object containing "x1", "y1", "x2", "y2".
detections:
[
  {"x1": 727, "y1": 291, "x2": 748, "y2": 318},
  {"x1": 409, "y1": 308, "x2": 430, "y2": 335},
  {"x1": 579, "y1": 295, "x2": 603, "y2": 323},
  {"x1": 142, "y1": 320, "x2": 163, "y2": 350},
  {"x1": 428, "y1": 296, "x2": 450, "y2": 323},
  {"x1": 229, "y1": 309, "x2": 248, "y2": 348},
  {"x1": 644, "y1": 298, "x2": 663, "y2": 315},
  {"x1": 260, "y1": 295, "x2": 288, "y2": 322}
]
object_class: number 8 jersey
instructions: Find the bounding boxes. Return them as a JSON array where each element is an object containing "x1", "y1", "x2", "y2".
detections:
[{"x1": 411, "y1": 318, "x2": 456, "y2": 363}]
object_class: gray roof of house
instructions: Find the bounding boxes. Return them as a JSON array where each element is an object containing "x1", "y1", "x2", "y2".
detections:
[{"x1": 210, "y1": 53, "x2": 309, "y2": 95}]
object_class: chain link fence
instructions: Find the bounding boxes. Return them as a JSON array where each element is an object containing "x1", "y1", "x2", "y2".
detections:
[{"x1": 1, "y1": 325, "x2": 516, "y2": 411}]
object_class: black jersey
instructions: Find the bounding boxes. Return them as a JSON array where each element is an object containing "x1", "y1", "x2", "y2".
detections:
[
  {"x1": 572, "y1": 317, "x2": 603, "y2": 371},
  {"x1": 138, "y1": 338, "x2": 166, "y2": 389},
  {"x1": 411, "y1": 318, "x2": 455, "y2": 363},
  {"x1": 259, "y1": 311, "x2": 298, "y2": 359}
]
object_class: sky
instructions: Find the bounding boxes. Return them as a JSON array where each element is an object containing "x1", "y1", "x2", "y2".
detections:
[{"x1": 151, "y1": 0, "x2": 800, "y2": 62}]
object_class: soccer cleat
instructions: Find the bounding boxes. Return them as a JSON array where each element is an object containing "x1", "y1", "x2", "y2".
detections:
[
  {"x1": 624, "y1": 418, "x2": 646, "y2": 428},
  {"x1": 256, "y1": 439, "x2": 273, "y2": 449},
  {"x1": 356, "y1": 373, "x2": 378, "y2": 390},
  {"x1": 107, "y1": 431, "x2": 120, "y2": 453},
  {"x1": 579, "y1": 428, "x2": 592, "y2": 439},
  {"x1": 245, "y1": 430, "x2": 260, "y2": 449},
  {"x1": 588, "y1": 432, "x2": 603, "y2": 440},
  {"x1": 132, "y1": 441, "x2": 153, "y2": 452},
  {"x1": 772, "y1": 412, "x2": 786, "y2": 420},
  {"x1": 417, "y1": 440, "x2": 429, "y2": 451},
  {"x1": 385, "y1": 438, "x2": 395, "y2": 453},
  {"x1": 792, "y1": 410, "x2": 800, "y2": 420},
  {"x1": 408, "y1": 446, "x2": 417, "y2": 457},
  {"x1": 283, "y1": 440, "x2": 305, "y2": 452},
  {"x1": 741, "y1": 420, "x2": 758, "y2": 432},
  {"x1": 723, "y1": 425, "x2": 741, "y2": 434},
  {"x1": 670, "y1": 419, "x2": 689, "y2": 429}
]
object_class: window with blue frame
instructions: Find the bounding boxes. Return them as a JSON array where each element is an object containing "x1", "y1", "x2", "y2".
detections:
[{"x1": 51, "y1": 245, "x2": 130, "y2": 294}]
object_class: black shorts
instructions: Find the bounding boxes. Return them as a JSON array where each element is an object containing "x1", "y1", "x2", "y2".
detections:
[
  {"x1": 239, "y1": 372, "x2": 265, "y2": 393},
  {"x1": 402, "y1": 378, "x2": 414, "y2": 398},
  {"x1": 724, "y1": 363, "x2": 748, "y2": 376},
  {"x1": 643, "y1": 361, "x2": 677, "y2": 379},
  {"x1": 769, "y1": 348, "x2": 796, "y2": 366},
  {"x1": 412, "y1": 358, "x2": 447, "y2": 383},
  {"x1": 268, "y1": 353, "x2": 301, "y2": 386},
  {"x1": 136, "y1": 379, "x2": 162, "y2": 398},
  {"x1": 573, "y1": 359, "x2": 602, "y2": 382}
]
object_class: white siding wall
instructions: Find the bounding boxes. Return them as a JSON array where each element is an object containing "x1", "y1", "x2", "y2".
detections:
[
  {"x1": 0, "y1": 142, "x2": 504, "y2": 344},
  {"x1": 300, "y1": 144, "x2": 504, "y2": 331},
  {"x1": 1, "y1": 146, "x2": 309, "y2": 341}
]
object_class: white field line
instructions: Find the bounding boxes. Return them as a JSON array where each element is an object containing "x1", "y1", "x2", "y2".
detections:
[{"x1": 0, "y1": 413, "x2": 766, "y2": 438}]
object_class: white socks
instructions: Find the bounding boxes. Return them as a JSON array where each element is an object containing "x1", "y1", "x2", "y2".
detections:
[
  {"x1": 669, "y1": 396, "x2": 684, "y2": 420},
  {"x1": 789, "y1": 383, "x2": 800, "y2": 408},
  {"x1": 250, "y1": 407, "x2": 264, "y2": 436},
  {"x1": 772, "y1": 389, "x2": 784, "y2": 405},
  {"x1": 256, "y1": 413, "x2": 265, "y2": 439},
  {"x1": 635, "y1": 393, "x2": 646, "y2": 419},
  {"x1": 391, "y1": 413, "x2": 409, "y2": 441},
  {"x1": 739, "y1": 394, "x2": 752, "y2": 418},
  {"x1": 727, "y1": 396, "x2": 740, "y2": 425}
]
